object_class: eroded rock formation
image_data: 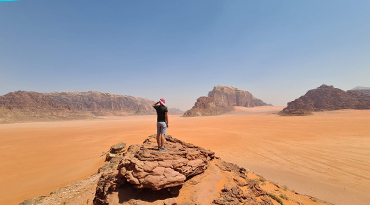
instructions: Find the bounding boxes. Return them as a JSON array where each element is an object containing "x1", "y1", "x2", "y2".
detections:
[
  {"x1": 184, "y1": 86, "x2": 270, "y2": 117},
  {"x1": 0, "y1": 91, "x2": 96, "y2": 123},
  {"x1": 93, "y1": 135, "x2": 274, "y2": 205},
  {"x1": 0, "y1": 91, "x2": 183, "y2": 123},
  {"x1": 46, "y1": 91, "x2": 156, "y2": 116},
  {"x1": 0, "y1": 91, "x2": 68, "y2": 110},
  {"x1": 280, "y1": 84, "x2": 370, "y2": 116}
]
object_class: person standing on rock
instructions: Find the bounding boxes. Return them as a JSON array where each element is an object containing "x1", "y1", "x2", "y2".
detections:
[{"x1": 153, "y1": 98, "x2": 169, "y2": 151}]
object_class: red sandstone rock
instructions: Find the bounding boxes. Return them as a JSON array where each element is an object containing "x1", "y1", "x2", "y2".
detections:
[
  {"x1": 184, "y1": 85, "x2": 270, "y2": 117},
  {"x1": 46, "y1": 91, "x2": 156, "y2": 115},
  {"x1": 93, "y1": 135, "x2": 273, "y2": 205},
  {"x1": 0, "y1": 91, "x2": 183, "y2": 123},
  {"x1": 117, "y1": 135, "x2": 215, "y2": 190}
]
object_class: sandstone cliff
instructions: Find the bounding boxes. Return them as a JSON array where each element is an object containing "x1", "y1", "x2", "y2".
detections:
[
  {"x1": 20, "y1": 135, "x2": 331, "y2": 205},
  {"x1": 280, "y1": 85, "x2": 370, "y2": 116},
  {"x1": 46, "y1": 91, "x2": 156, "y2": 116},
  {"x1": 0, "y1": 91, "x2": 96, "y2": 123},
  {"x1": 0, "y1": 91, "x2": 182, "y2": 123},
  {"x1": 184, "y1": 86, "x2": 270, "y2": 117}
]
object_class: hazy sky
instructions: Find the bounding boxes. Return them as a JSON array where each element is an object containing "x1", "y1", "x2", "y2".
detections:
[{"x1": 1, "y1": 1, "x2": 369, "y2": 110}]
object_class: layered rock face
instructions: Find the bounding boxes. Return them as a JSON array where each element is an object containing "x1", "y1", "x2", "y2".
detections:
[
  {"x1": 0, "y1": 91, "x2": 96, "y2": 123},
  {"x1": 46, "y1": 91, "x2": 156, "y2": 116},
  {"x1": 0, "y1": 91, "x2": 185, "y2": 123},
  {"x1": 184, "y1": 86, "x2": 270, "y2": 117},
  {"x1": 280, "y1": 85, "x2": 370, "y2": 115},
  {"x1": 93, "y1": 135, "x2": 274, "y2": 205},
  {"x1": 0, "y1": 91, "x2": 69, "y2": 110}
]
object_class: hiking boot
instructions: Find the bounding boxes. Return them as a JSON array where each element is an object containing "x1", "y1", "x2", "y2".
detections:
[{"x1": 161, "y1": 147, "x2": 168, "y2": 152}]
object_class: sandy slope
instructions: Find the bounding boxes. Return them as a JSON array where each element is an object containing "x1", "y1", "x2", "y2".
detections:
[{"x1": 0, "y1": 106, "x2": 369, "y2": 205}]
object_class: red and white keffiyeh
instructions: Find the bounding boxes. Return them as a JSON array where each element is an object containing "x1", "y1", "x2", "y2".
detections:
[{"x1": 159, "y1": 98, "x2": 167, "y2": 107}]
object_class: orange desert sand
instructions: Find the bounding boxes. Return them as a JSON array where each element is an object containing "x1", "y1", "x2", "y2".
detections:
[{"x1": 0, "y1": 106, "x2": 369, "y2": 205}]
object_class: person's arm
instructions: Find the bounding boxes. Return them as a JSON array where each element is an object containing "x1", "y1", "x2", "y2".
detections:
[
  {"x1": 152, "y1": 102, "x2": 160, "y2": 107},
  {"x1": 165, "y1": 112, "x2": 169, "y2": 128}
]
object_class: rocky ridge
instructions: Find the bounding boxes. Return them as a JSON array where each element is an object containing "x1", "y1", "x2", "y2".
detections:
[
  {"x1": 0, "y1": 91, "x2": 183, "y2": 123},
  {"x1": 184, "y1": 86, "x2": 270, "y2": 117},
  {"x1": 45, "y1": 91, "x2": 155, "y2": 116},
  {"x1": 20, "y1": 135, "x2": 332, "y2": 205},
  {"x1": 280, "y1": 85, "x2": 370, "y2": 116},
  {"x1": 0, "y1": 91, "x2": 96, "y2": 123}
]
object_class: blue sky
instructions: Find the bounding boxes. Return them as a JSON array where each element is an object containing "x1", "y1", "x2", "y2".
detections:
[{"x1": 1, "y1": 0, "x2": 369, "y2": 110}]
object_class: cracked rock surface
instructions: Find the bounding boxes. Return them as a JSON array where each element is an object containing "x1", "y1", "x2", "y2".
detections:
[
  {"x1": 93, "y1": 135, "x2": 274, "y2": 205},
  {"x1": 118, "y1": 135, "x2": 214, "y2": 190}
]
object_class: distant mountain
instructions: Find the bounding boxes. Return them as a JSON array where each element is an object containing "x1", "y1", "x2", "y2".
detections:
[
  {"x1": 280, "y1": 85, "x2": 370, "y2": 116},
  {"x1": 0, "y1": 91, "x2": 182, "y2": 123},
  {"x1": 168, "y1": 108, "x2": 184, "y2": 115},
  {"x1": 352, "y1": 86, "x2": 370, "y2": 94},
  {"x1": 184, "y1": 85, "x2": 270, "y2": 117}
]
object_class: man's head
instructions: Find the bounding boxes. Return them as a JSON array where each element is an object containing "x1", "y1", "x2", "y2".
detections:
[{"x1": 159, "y1": 98, "x2": 166, "y2": 107}]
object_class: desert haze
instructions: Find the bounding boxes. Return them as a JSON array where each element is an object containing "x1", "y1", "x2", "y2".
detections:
[{"x1": 0, "y1": 106, "x2": 370, "y2": 205}]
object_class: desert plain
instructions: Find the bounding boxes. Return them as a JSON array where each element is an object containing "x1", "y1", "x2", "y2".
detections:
[{"x1": 0, "y1": 106, "x2": 369, "y2": 205}]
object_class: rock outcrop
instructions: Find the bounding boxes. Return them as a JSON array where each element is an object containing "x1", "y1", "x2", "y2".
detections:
[
  {"x1": 99, "y1": 142, "x2": 128, "y2": 173},
  {"x1": 93, "y1": 135, "x2": 274, "y2": 205},
  {"x1": 184, "y1": 86, "x2": 270, "y2": 117},
  {"x1": 280, "y1": 84, "x2": 370, "y2": 115}
]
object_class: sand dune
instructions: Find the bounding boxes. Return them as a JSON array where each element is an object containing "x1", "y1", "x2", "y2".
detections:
[{"x1": 0, "y1": 106, "x2": 369, "y2": 205}]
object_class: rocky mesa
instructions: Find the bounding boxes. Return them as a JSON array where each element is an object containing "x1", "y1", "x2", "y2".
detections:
[
  {"x1": 0, "y1": 91, "x2": 95, "y2": 123},
  {"x1": 0, "y1": 91, "x2": 183, "y2": 123},
  {"x1": 21, "y1": 135, "x2": 331, "y2": 205},
  {"x1": 280, "y1": 84, "x2": 370, "y2": 116},
  {"x1": 46, "y1": 91, "x2": 156, "y2": 116},
  {"x1": 184, "y1": 86, "x2": 270, "y2": 117}
]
